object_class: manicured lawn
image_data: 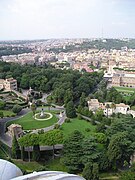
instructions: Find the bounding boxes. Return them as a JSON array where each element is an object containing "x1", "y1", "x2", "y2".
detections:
[
  {"x1": 0, "y1": 110, "x2": 16, "y2": 117},
  {"x1": 61, "y1": 118, "x2": 96, "y2": 138},
  {"x1": 115, "y1": 86, "x2": 135, "y2": 94},
  {"x1": 7, "y1": 111, "x2": 58, "y2": 130}
]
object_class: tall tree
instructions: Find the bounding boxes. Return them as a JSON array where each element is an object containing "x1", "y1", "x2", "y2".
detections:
[
  {"x1": 105, "y1": 104, "x2": 110, "y2": 118},
  {"x1": 30, "y1": 103, "x2": 37, "y2": 115},
  {"x1": 82, "y1": 137, "x2": 100, "y2": 165},
  {"x1": 79, "y1": 92, "x2": 86, "y2": 107},
  {"x1": 62, "y1": 130, "x2": 84, "y2": 173},
  {"x1": 82, "y1": 162, "x2": 93, "y2": 180},
  {"x1": 64, "y1": 89, "x2": 73, "y2": 106},
  {"x1": 107, "y1": 132, "x2": 133, "y2": 169},
  {"x1": 66, "y1": 100, "x2": 76, "y2": 118},
  {"x1": 92, "y1": 163, "x2": 99, "y2": 180},
  {"x1": 12, "y1": 136, "x2": 20, "y2": 159}
]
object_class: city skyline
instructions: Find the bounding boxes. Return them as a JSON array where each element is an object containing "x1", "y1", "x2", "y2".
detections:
[{"x1": 0, "y1": 0, "x2": 135, "y2": 40}]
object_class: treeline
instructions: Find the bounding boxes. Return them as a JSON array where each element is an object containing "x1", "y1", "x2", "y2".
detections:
[
  {"x1": 62, "y1": 115, "x2": 135, "y2": 179},
  {"x1": 0, "y1": 46, "x2": 32, "y2": 57},
  {"x1": 48, "y1": 39, "x2": 135, "y2": 53},
  {"x1": 0, "y1": 61, "x2": 103, "y2": 103}
]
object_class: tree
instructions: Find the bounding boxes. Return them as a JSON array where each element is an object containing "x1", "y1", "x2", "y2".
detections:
[
  {"x1": 12, "y1": 136, "x2": 20, "y2": 159},
  {"x1": 0, "y1": 111, "x2": 4, "y2": 118},
  {"x1": 93, "y1": 109, "x2": 104, "y2": 121},
  {"x1": 20, "y1": 146, "x2": 25, "y2": 161},
  {"x1": 30, "y1": 103, "x2": 37, "y2": 115},
  {"x1": 107, "y1": 132, "x2": 133, "y2": 169},
  {"x1": 33, "y1": 144, "x2": 40, "y2": 162},
  {"x1": 40, "y1": 130, "x2": 63, "y2": 159},
  {"x1": 111, "y1": 103, "x2": 116, "y2": 114},
  {"x1": 105, "y1": 104, "x2": 110, "y2": 118},
  {"x1": 82, "y1": 137, "x2": 100, "y2": 165},
  {"x1": 12, "y1": 105, "x2": 22, "y2": 114},
  {"x1": 62, "y1": 130, "x2": 84, "y2": 173},
  {"x1": 92, "y1": 163, "x2": 99, "y2": 180},
  {"x1": 82, "y1": 162, "x2": 93, "y2": 180},
  {"x1": 66, "y1": 100, "x2": 76, "y2": 118},
  {"x1": 64, "y1": 89, "x2": 73, "y2": 106},
  {"x1": 19, "y1": 134, "x2": 34, "y2": 162},
  {"x1": 82, "y1": 162, "x2": 99, "y2": 180},
  {"x1": 79, "y1": 92, "x2": 86, "y2": 107}
]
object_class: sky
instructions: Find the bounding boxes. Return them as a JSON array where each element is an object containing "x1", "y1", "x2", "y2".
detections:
[{"x1": 0, "y1": 0, "x2": 135, "y2": 40}]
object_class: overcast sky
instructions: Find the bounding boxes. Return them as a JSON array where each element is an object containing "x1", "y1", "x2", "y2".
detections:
[{"x1": 0, "y1": 0, "x2": 135, "y2": 40}]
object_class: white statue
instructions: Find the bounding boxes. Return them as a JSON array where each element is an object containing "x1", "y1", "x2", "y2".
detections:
[{"x1": 40, "y1": 108, "x2": 44, "y2": 117}]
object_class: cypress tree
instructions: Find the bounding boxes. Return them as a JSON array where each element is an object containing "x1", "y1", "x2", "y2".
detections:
[{"x1": 12, "y1": 136, "x2": 20, "y2": 159}]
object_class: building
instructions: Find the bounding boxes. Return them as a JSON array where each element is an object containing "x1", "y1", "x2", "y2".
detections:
[
  {"x1": 0, "y1": 78, "x2": 17, "y2": 91},
  {"x1": 7, "y1": 124, "x2": 23, "y2": 139},
  {"x1": 87, "y1": 99, "x2": 103, "y2": 111},
  {"x1": 87, "y1": 99, "x2": 130, "y2": 116},
  {"x1": 0, "y1": 159, "x2": 23, "y2": 180}
]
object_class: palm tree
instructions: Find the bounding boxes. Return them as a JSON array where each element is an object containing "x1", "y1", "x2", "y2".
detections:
[
  {"x1": 105, "y1": 104, "x2": 110, "y2": 118},
  {"x1": 111, "y1": 103, "x2": 116, "y2": 114}
]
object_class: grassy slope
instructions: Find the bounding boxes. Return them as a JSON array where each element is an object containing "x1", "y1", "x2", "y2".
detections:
[
  {"x1": 7, "y1": 111, "x2": 58, "y2": 130},
  {"x1": 61, "y1": 118, "x2": 96, "y2": 138},
  {"x1": 13, "y1": 160, "x2": 44, "y2": 172}
]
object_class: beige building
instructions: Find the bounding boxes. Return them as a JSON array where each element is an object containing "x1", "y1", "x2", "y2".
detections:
[
  {"x1": 7, "y1": 124, "x2": 23, "y2": 139},
  {"x1": 88, "y1": 99, "x2": 130, "y2": 116},
  {"x1": 0, "y1": 78, "x2": 17, "y2": 91}
]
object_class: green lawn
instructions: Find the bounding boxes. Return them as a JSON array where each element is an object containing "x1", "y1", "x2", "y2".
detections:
[
  {"x1": 61, "y1": 118, "x2": 96, "y2": 138},
  {"x1": 46, "y1": 158, "x2": 68, "y2": 172},
  {"x1": 115, "y1": 86, "x2": 135, "y2": 94},
  {"x1": 13, "y1": 160, "x2": 44, "y2": 172},
  {"x1": 7, "y1": 111, "x2": 58, "y2": 130},
  {"x1": 131, "y1": 106, "x2": 135, "y2": 110},
  {"x1": 0, "y1": 110, "x2": 16, "y2": 117},
  {"x1": 99, "y1": 172, "x2": 119, "y2": 180},
  {"x1": 13, "y1": 158, "x2": 67, "y2": 173}
]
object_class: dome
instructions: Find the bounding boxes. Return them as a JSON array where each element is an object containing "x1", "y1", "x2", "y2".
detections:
[
  {"x1": 11, "y1": 171, "x2": 85, "y2": 180},
  {"x1": 0, "y1": 159, "x2": 23, "y2": 180}
]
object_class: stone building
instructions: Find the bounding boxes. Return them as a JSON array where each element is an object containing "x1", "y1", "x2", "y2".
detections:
[{"x1": 7, "y1": 124, "x2": 23, "y2": 139}]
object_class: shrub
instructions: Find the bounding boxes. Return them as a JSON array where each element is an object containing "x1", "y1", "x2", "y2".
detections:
[
  {"x1": 54, "y1": 124, "x2": 60, "y2": 129},
  {"x1": 12, "y1": 105, "x2": 22, "y2": 114},
  {"x1": 85, "y1": 128, "x2": 91, "y2": 132},
  {"x1": 65, "y1": 118, "x2": 71, "y2": 123},
  {"x1": 77, "y1": 114, "x2": 82, "y2": 120},
  {"x1": 38, "y1": 129, "x2": 44, "y2": 134}
]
